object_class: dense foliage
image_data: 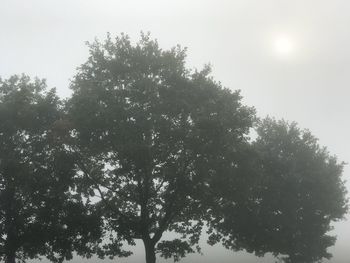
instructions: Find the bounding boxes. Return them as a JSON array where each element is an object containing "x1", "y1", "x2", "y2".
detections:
[
  {"x1": 0, "y1": 76, "x2": 101, "y2": 263},
  {"x1": 0, "y1": 34, "x2": 347, "y2": 263},
  {"x1": 209, "y1": 118, "x2": 348, "y2": 263},
  {"x1": 67, "y1": 33, "x2": 255, "y2": 263}
]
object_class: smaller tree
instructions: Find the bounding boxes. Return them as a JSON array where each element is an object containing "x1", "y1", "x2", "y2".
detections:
[
  {"x1": 0, "y1": 75, "x2": 101, "y2": 263},
  {"x1": 210, "y1": 118, "x2": 348, "y2": 263}
]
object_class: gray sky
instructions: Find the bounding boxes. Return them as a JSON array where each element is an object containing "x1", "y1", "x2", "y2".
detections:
[{"x1": 1, "y1": 0, "x2": 349, "y2": 262}]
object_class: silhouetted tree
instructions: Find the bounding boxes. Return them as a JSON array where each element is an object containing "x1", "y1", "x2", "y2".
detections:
[
  {"x1": 210, "y1": 118, "x2": 348, "y2": 263},
  {"x1": 67, "y1": 33, "x2": 255, "y2": 263},
  {"x1": 0, "y1": 75, "x2": 102, "y2": 263}
]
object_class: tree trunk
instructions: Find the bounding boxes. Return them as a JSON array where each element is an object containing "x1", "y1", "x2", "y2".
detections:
[{"x1": 143, "y1": 239, "x2": 156, "y2": 263}]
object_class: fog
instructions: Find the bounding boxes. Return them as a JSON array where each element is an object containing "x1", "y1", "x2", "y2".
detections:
[{"x1": 1, "y1": 0, "x2": 349, "y2": 262}]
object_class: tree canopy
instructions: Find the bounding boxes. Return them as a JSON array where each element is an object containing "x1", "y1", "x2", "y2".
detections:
[
  {"x1": 67, "y1": 33, "x2": 255, "y2": 263},
  {"x1": 209, "y1": 118, "x2": 348, "y2": 263},
  {"x1": 0, "y1": 75, "x2": 101, "y2": 263},
  {"x1": 0, "y1": 34, "x2": 347, "y2": 263}
]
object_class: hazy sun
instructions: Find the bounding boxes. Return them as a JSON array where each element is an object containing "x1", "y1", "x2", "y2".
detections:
[{"x1": 273, "y1": 35, "x2": 296, "y2": 57}]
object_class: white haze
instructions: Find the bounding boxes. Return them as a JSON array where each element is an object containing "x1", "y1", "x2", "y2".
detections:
[{"x1": 1, "y1": 0, "x2": 349, "y2": 262}]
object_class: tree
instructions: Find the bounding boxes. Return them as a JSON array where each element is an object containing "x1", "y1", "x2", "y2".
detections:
[
  {"x1": 67, "y1": 33, "x2": 255, "y2": 263},
  {"x1": 210, "y1": 118, "x2": 348, "y2": 263},
  {"x1": 0, "y1": 75, "x2": 101, "y2": 263}
]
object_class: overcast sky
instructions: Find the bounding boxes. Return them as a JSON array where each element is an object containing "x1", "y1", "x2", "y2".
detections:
[{"x1": 1, "y1": 0, "x2": 349, "y2": 262}]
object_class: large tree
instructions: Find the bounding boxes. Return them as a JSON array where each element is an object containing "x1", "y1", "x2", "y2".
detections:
[
  {"x1": 209, "y1": 118, "x2": 348, "y2": 263},
  {"x1": 67, "y1": 33, "x2": 255, "y2": 263},
  {"x1": 0, "y1": 75, "x2": 101, "y2": 263}
]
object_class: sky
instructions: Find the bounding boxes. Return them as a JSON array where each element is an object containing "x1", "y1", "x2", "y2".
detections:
[{"x1": 1, "y1": 0, "x2": 350, "y2": 262}]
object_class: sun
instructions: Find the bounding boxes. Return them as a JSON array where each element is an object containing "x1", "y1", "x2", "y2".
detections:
[{"x1": 273, "y1": 35, "x2": 296, "y2": 58}]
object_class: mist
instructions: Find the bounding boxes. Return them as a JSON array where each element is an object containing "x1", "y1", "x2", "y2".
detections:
[{"x1": 1, "y1": 0, "x2": 349, "y2": 262}]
